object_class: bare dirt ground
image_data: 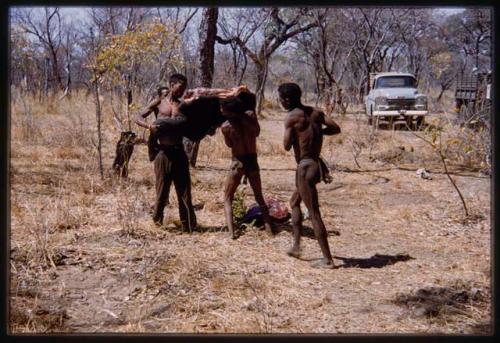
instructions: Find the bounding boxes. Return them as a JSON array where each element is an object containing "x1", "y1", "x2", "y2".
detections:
[{"x1": 9, "y1": 95, "x2": 491, "y2": 334}]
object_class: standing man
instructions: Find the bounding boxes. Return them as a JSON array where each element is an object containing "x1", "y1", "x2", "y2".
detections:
[
  {"x1": 219, "y1": 91, "x2": 275, "y2": 239},
  {"x1": 278, "y1": 82, "x2": 341, "y2": 268},
  {"x1": 135, "y1": 74, "x2": 196, "y2": 231}
]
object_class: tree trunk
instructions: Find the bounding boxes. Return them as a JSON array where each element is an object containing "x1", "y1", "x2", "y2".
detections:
[
  {"x1": 93, "y1": 80, "x2": 104, "y2": 179},
  {"x1": 197, "y1": 8, "x2": 218, "y2": 88},
  {"x1": 125, "y1": 74, "x2": 133, "y2": 131},
  {"x1": 186, "y1": 7, "x2": 219, "y2": 168},
  {"x1": 436, "y1": 87, "x2": 446, "y2": 103},
  {"x1": 65, "y1": 56, "x2": 71, "y2": 97},
  {"x1": 255, "y1": 59, "x2": 269, "y2": 116},
  {"x1": 44, "y1": 57, "x2": 49, "y2": 98},
  {"x1": 50, "y1": 48, "x2": 63, "y2": 90}
]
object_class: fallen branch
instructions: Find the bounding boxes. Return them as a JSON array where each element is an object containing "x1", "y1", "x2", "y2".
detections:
[{"x1": 405, "y1": 122, "x2": 469, "y2": 218}]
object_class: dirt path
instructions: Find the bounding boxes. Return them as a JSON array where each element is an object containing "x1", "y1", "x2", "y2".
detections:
[{"x1": 10, "y1": 112, "x2": 491, "y2": 334}]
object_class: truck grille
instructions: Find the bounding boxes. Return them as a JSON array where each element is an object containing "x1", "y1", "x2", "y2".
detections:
[{"x1": 387, "y1": 99, "x2": 415, "y2": 109}]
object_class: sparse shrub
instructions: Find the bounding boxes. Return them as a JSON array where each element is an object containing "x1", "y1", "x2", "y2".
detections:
[{"x1": 232, "y1": 188, "x2": 247, "y2": 222}]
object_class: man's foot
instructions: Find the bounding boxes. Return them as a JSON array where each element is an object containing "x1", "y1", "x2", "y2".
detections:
[
  {"x1": 229, "y1": 230, "x2": 240, "y2": 240},
  {"x1": 193, "y1": 203, "x2": 204, "y2": 211},
  {"x1": 310, "y1": 258, "x2": 335, "y2": 269},
  {"x1": 264, "y1": 223, "x2": 277, "y2": 236},
  {"x1": 287, "y1": 246, "x2": 301, "y2": 259},
  {"x1": 182, "y1": 225, "x2": 196, "y2": 233},
  {"x1": 153, "y1": 218, "x2": 163, "y2": 227}
]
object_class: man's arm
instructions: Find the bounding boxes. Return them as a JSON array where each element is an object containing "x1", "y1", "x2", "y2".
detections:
[
  {"x1": 245, "y1": 110, "x2": 261, "y2": 137},
  {"x1": 135, "y1": 97, "x2": 161, "y2": 130},
  {"x1": 321, "y1": 112, "x2": 341, "y2": 135},
  {"x1": 221, "y1": 122, "x2": 233, "y2": 148},
  {"x1": 283, "y1": 114, "x2": 295, "y2": 151},
  {"x1": 183, "y1": 85, "x2": 247, "y2": 102}
]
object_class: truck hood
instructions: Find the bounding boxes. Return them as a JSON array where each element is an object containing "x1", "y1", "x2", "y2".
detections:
[{"x1": 374, "y1": 88, "x2": 419, "y2": 99}]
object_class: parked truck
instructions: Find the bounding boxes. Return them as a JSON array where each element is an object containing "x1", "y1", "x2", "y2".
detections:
[
  {"x1": 454, "y1": 70, "x2": 491, "y2": 124},
  {"x1": 365, "y1": 72, "x2": 428, "y2": 129}
]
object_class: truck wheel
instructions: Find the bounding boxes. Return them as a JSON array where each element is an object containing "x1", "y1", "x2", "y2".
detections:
[
  {"x1": 406, "y1": 116, "x2": 413, "y2": 130},
  {"x1": 368, "y1": 106, "x2": 373, "y2": 126},
  {"x1": 416, "y1": 116, "x2": 425, "y2": 129},
  {"x1": 459, "y1": 104, "x2": 468, "y2": 119}
]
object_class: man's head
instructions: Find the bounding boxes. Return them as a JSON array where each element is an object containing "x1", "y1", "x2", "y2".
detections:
[
  {"x1": 278, "y1": 83, "x2": 302, "y2": 110},
  {"x1": 157, "y1": 86, "x2": 169, "y2": 98},
  {"x1": 169, "y1": 73, "x2": 187, "y2": 98},
  {"x1": 220, "y1": 91, "x2": 256, "y2": 118}
]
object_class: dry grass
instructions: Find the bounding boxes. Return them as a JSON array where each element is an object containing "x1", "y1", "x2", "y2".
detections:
[{"x1": 9, "y1": 90, "x2": 491, "y2": 334}]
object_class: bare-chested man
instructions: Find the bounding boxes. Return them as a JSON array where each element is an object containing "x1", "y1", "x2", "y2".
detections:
[
  {"x1": 136, "y1": 77, "x2": 248, "y2": 230},
  {"x1": 279, "y1": 82, "x2": 341, "y2": 268},
  {"x1": 135, "y1": 73, "x2": 197, "y2": 231},
  {"x1": 219, "y1": 92, "x2": 275, "y2": 239}
]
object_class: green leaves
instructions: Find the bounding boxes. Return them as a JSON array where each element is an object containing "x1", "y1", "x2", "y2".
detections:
[{"x1": 87, "y1": 22, "x2": 184, "y2": 90}]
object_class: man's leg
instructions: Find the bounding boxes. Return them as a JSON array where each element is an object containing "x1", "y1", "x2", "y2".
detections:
[
  {"x1": 224, "y1": 168, "x2": 244, "y2": 239},
  {"x1": 153, "y1": 151, "x2": 172, "y2": 225},
  {"x1": 148, "y1": 132, "x2": 160, "y2": 162},
  {"x1": 287, "y1": 189, "x2": 302, "y2": 258},
  {"x1": 172, "y1": 151, "x2": 197, "y2": 232},
  {"x1": 183, "y1": 138, "x2": 200, "y2": 168},
  {"x1": 297, "y1": 162, "x2": 334, "y2": 268},
  {"x1": 247, "y1": 171, "x2": 275, "y2": 235}
]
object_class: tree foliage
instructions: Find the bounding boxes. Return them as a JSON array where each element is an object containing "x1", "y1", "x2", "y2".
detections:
[{"x1": 91, "y1": 21, "x2": 183, "y2": 90}]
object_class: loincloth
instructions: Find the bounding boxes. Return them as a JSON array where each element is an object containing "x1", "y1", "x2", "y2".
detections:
[
  {"x1": 297, "y1": 156, "x2": 332, "y2": 184},
  {"x1": 231, "y1": 153, "x2": 259, "y2": 173},
  {"x1": 157, "y1": 144, "x2": 186, "y2": 160}
]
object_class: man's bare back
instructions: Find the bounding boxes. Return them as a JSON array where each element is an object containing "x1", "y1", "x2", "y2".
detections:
[
  {"x1": 284, "y1": 106, "x2": 328, "y2": 163},
  {"x1": 221, "y1": 111, "x2": 259, "y2": 157}
]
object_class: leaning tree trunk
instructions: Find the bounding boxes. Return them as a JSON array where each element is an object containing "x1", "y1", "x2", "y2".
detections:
[
  {"x1": 185, "y1": 7, "x2": 219, "y2": 168},
  {"x1": 255, "y1": 58, "x2": 269, "y2": 117},
  {"x1": 197, "y1": 8, "x2": 218, "y2": 88},
  {"x1": 92, "y1": 79, "x2": 104, "y2": 179},
  {"x1": 44, "y1": 57, "x2": 50, "y2": 98},
  {"x1": 436, "y1": 87, "x2": 446, "y2": 103}
]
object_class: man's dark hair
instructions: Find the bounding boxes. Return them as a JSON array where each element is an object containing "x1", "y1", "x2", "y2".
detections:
[
  {"x1": 220, "y1": 97, "x2": 245, "y2": 114},
  {"x1": 157, "y1": 86, "x2": 169, "y2": 96},
  {"x1": 169, "y1": 73, "x2": 187, "y2": 85},
  {"x1": 278, "y1": 83, "x2": 302, "y2": 101},
  {"x1": 236, "y1": 91, "x2": 256, "y2": 112},
  {"x1": 220, "y1": 91, "x2": 256, "y2": 114}
]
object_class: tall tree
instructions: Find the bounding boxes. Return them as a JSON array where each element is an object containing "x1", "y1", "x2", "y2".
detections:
[
  {"x1": 14, "y1": 7, "x2": 65, "y2": 91},
  {"x1": 197, "y1": 8, "x2": 219, "y2": 88},
  {"x1": 185, "y1": 8, "x2": 219, "y2": 167},
  {"x1": 217, "y1": 8, "x2": 317, "y2": 115}
]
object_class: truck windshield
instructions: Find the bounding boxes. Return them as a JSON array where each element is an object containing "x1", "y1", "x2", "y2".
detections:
[{"x1": 375, "y1": 76, "x2": 416, "y2": 88}]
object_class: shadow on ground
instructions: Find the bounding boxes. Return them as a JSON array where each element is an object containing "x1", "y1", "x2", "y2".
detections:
[
  {"x1": 334, "y1": 253, "x2": 414, "y2": 268},
  {"x1": 393, "y1": 282, "x2": 489, "y2": 323},
  {"x1": 275, "y1": 223, "x2": 341, "y2": 238}
]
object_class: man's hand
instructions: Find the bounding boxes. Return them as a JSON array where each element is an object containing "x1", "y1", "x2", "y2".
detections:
[
  {"x1": 221, "y1": 120, "x2": 232, "y2": 132},
  {"x1": 183, "y1": 89, "x2": 194, "y2": 99},
  {"x1": 234, "y1": 85, "x2": 249, "y2": 96},
  {"x1": 244, "y1": 110, "x2": 257, "y2": 119},
  {"x1": 322, "y1": 113, "x2": 341, "y2": 136},
  {"x1": 149, "y1": 124, "x2": 158, "y2": 135},
  {"x1": 221, "y1": 121, "x2": 233, "y2": 147}
]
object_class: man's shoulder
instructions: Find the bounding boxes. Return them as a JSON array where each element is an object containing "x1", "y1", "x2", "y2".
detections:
[
  {"x1": 147, "y1": 96, "x2": 163, "y2": 108},
  {"x1": 310, "y1": 106, "x2": 325, "y2": 116},
  {"x1": 286, "y1": 107, "x2": 305, "y2": 119}
]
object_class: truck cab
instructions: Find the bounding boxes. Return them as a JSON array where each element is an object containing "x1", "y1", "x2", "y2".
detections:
[{"x1": 365, "y1": 72, "x2": 428, "y2": 129}]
